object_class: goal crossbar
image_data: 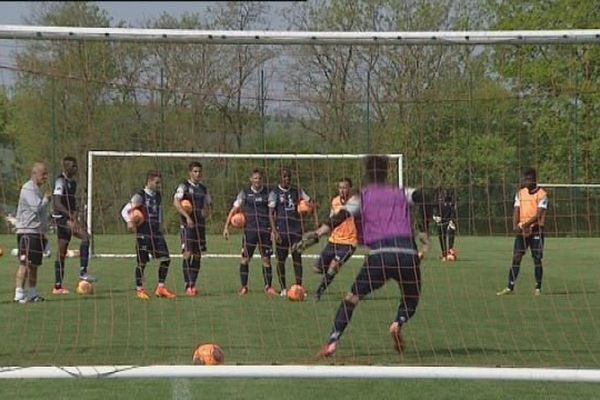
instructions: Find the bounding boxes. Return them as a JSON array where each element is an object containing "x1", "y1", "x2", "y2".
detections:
[{"x1": 2, "y1": 25, "x2": 600, "y2": 45}]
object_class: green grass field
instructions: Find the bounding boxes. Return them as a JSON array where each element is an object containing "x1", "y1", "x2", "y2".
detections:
[{"x1": 1, "y1": 234, "x2": 599, "y2": 398}]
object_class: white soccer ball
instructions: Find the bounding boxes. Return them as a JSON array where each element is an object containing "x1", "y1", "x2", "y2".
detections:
[{"x1": 11, "y1": 248, "x2": 18, "y2": 257}]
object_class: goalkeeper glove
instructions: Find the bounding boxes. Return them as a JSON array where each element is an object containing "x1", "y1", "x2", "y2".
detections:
[{"x1": 291, "y1": 231, "x2": 320, "y2": 253}]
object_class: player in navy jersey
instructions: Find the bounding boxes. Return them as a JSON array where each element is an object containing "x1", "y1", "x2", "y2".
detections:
[
  {"x1": 268, "y1": 166, "x2": 312, "y2": 297},
  {"x1": 51, "y1": 156, "x2": 95, "y2": 295},
  {"x1": 223, "y1": 168, "x2": 278, "y2": 296},
  {"x1": 173, "y1": 161, "x2": 212, "y2": 297},
  {"x1": 121, "y1": 170, "x2": 176, "y2": 300}
]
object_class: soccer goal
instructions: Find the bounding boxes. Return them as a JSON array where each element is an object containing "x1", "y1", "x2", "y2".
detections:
[{"x1": 1, "y1": 21, "x2": 600, "y2": 384}]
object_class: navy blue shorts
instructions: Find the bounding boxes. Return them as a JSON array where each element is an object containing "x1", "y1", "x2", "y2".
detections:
[
  {"x1": 180, "y1": 226, "x2": 202, "y2": 255},
  {"x1": 136, "y1": 233, "x2": 170, "y2": 264},
  {"x1": 275, "y1": 232, "x2": 302, "y2": 260},
  {"x1": 242, "y1": 229, "x2": 272, "y2": 258},
  {"x1": 513, "y1": 231, "x2": 544, "y2": 259},
  {"x1": 55, "y1": 216, "x2": 73, "y2": 241},
  {"x1": 314, "y1": 242, "x2": 356, "y2": 273},
  {"x1": 17, "y1": 233, "x2": 48, "y2": 267},
  {"x1": 351, "y1": 250, "x2": 421, "y2": 300}
]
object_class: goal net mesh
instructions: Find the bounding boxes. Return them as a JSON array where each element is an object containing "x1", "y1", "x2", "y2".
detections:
[{"x1": 0, "y1": 14, "x2": 599, "y2": 379}]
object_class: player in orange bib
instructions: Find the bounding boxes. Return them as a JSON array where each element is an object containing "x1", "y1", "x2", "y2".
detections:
[
  {"x1": 497, "y1": 168, "x2": 548, "y2": 296},
  {"x1": 313, "y1": 177, "x2": 359, "y2": 301}
]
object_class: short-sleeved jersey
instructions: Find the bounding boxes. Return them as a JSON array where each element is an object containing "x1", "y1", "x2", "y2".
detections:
[
  {"x1": 328, "y1": 195, "x2": 358, "y2": 246},
  {"x1": 268, "y1": 185, "x2": 310, "y2": 234},
  {"x1": 52, "y1": 173, "x2": 77, "y2": 218},
  {"x1": 233, "y1": 185, "x2": 270, "y2": 233},
  {"x1": 132, "y1": 189, "x2": 163, "y2": 235},
  {"x1": 174, "y1": 180, "x2": 211, "y2": 225},
  {"x1": 514, "y1": 186, "x2": 548, "y2": 227}
]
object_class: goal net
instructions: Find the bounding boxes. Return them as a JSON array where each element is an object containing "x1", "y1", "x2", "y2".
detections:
[{"x1": 1, "y1": 9, "x2": 600, "y2": 383}]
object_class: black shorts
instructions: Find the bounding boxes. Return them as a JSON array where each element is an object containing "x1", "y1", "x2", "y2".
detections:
[
  {"x1": 136, "y1": 233, "x2": 170, "y2": 264},
  {"x1": 180, "y1": 226, "x2": 202, "y2": 255},
  {"x1": 351, "y1": 250, "x2": 421, "y2": 299},
  {"x1": 275, "y1": 232, "x2": 302, "y2": 260},
  {"x1": 513, "y1": 231, "x2": 544, "y2": 259},
  {"x1": 17, "y1": 233, "x2": 48, "y2": 267},
  {"x1": 55, "y1": 216, "x2": 73, "y2": 241},
  {"x1": 242, "y1": 229, "x2": 272, "y2": 258},
  {"x1": 314, "y1": 242, "x2": 356, "y2": 272}
]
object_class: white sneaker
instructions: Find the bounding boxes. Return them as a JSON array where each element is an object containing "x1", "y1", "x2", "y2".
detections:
[
  {"x1": 14, "y1": 288, "x2": 27, "y2": 303},
  {"x1": 279, "y1": 288, "x2": 287, "y2": 298}
]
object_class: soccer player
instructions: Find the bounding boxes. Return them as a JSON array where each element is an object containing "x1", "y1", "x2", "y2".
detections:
[
  {"x1": 223, "y1": 168, "x2": 278, "y2": 296},
  {"x1": 497, "y1": 167, "x2": 548, "y2": 296},
  {"x1": 121, "y1": 170, "x2": 176, "y2": 300},
  {"x1": 293, "y1": 155, "x2": 429, "y2": 357},
  {"x1": 268, "y1": 166, "x2": 312, "y2": 297},
  {"x1": 173, "y1": 161, "x2": 211, "y2": 296},
  {"x1": 51, "y1": 156, "x2": 95, "y2": 295},
  {"x1": 313, "y1": 177, "x2": 358, "y2": 301},
  {"x1": 433, "y1": 190, "x2": 457, "y2": 261},
  {"x1": 14, "y1": 162, "x2": 50, "y2": 303}
]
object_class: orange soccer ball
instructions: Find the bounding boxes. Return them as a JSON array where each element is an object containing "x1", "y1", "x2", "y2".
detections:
[
  {"x1": 193, "y1": 343, "x2": 225, "y2": 365},
  {"x1": 231, "y1": 212, "x2": 246, "y2": 229},
  {"x1": 76, "y1": 280, "x2": 94, "y2": 295},
  {"x1": 297, "y1": 199, "x2": 313, "y2": 215},
  {"x1": 447, "y1": 248, "x2": 458, "y2": 261},
  {"x1": 287, "y1": 284, "x2": 306, "y2": 302},
  {"x1": 129, "y1": 208, "x2": 145, "y2": 226},
  {"x1": 181, "y1": 199, "x2": 193, "y2": 214}
]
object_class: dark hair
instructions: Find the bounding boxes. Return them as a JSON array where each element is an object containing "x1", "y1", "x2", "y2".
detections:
[
  {"x1": 251, "y1": 168, "x2": 263, "y2": 177},
  {"x1": 147, "y1": 170, "x2": 162, "y2": 181},
  {"x1": 523, "y1": 167, "x2": 537, "y2": 181},
  {"x1": 188, "y1": 161, "x2": 202, "y2": 171},
  {"x1": 280, "y1": 166, "x2": 291, "y2": 176},
  {"x1": 62, "y1": 156, "x2": 77, "y2": 166},
  {"x1": 364, "y1": 155, "x2": 388, "y2": 184},
  {"x1": 339, "y1": 177, "x2": 352, "y2": 187}
]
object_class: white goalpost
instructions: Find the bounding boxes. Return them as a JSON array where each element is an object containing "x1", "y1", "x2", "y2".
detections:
[
  {"x1": 3, "y1": 25, "x2": 600, "y2": 382},
  {"x1": 86, "y1": 150, "x2": 403, "y2": 258}
]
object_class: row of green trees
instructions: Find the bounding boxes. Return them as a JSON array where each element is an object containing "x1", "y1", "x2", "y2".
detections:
[{"x1": 0, "y1": 1, "x2": 599, "y2": 235}]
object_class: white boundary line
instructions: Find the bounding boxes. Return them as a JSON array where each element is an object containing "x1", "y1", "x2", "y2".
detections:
[{"x1": 1, "y1": 365, "x2": 600, "y2": 381}]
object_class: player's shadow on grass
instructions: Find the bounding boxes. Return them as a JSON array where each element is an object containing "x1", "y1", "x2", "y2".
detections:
[{"x1": 540, "y1": 290, "x2": 595, "y2": 295}]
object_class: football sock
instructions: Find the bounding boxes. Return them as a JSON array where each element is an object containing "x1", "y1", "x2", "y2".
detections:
[
  {"x1": 182, "y1": 258, "x2": 191, "y2": 288},
  {"x1": 54, "y1": 258, "x2": 66, "y2": 288},
  {"x1": 292, "y1": 252, "x2": 303, "y2": 285},
  {"x1": 330, "y1": 299, "x2": 356, "y2": 342},
  {"x1": 534, "y1": 263, "x2": 543, "y2": 290},
  {"x1": 158, "y1": 260, "x2": 170, "y2": 284},
  {"x1": 79, "y1": 239, "x2": 90, "y2": 274},
  {"x1": 317, "y1": 271, "x2": 336, "y2": 296},
  {"x1": 262, "y1": 265, "x2": 273, "y2": 287},
  {"x1": 277, "y1": 261, "x2": 287, "y2": 289},
  {"x1": 189, "y1": 256, "x2": 200, "y2": 286},
  {"x1": 135, "y1": 264, "x2": 146, "y2": 287},
  {"x1": 508, "y1": 265, "x2": 520, "y2": 290},
  {"x1": 240, "y1": 263, "x2": 249, "y2": 287}
]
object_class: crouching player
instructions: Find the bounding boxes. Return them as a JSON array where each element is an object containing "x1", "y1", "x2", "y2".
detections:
[{"x1": 313, "y1": 177, "x2": 358, "y2": 301}]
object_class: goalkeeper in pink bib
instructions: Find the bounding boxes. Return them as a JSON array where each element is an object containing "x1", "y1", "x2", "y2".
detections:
[{"x1": 293, "y1": 155, "x2": 430, "y2": 357}]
